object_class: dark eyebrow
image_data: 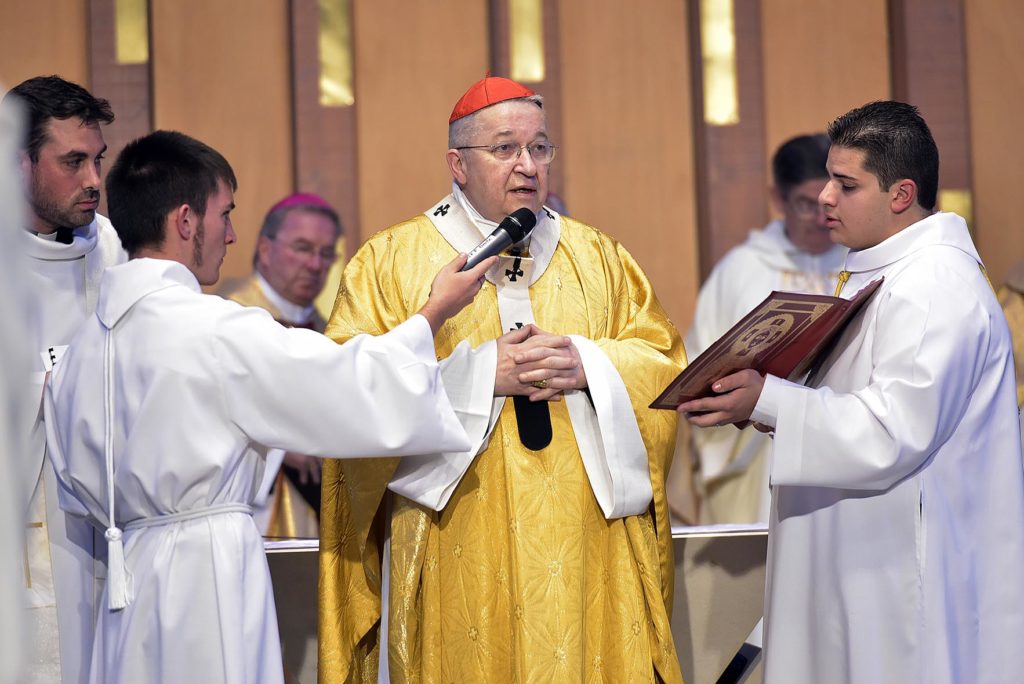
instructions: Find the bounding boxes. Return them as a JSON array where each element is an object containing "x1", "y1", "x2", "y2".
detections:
[
  {"x1": 58, "y1": 144, "x2": 108, "y2": 161},
  {"x1": 831, "y1": 171, "x2": 857, "y2": 182}
]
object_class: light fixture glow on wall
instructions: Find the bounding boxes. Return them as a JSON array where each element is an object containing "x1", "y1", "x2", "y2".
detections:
[
  {"x1": 939, "y1": 189, "x2": 973, "y2": 230},
  {"x1": 115, "y1": 0, "x2": 149, "y2": 65},
  {"x1": 700, "y1": 0, "x2": 739, "y2": 126},
  {"x1": 319, "y1": 0, "x2": 354, "y2": 107},
  {"x1": 510, "y1": 0, "x2": 545, "y2": 83}
]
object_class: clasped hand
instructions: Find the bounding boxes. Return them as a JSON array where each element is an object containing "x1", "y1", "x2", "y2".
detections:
[{"x1": 494, "y1": 324, "x2": 588, "y2": 401}]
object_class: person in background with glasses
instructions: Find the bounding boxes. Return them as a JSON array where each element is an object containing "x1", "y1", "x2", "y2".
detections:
[
  {"x1": 218, "y1": 193, "x2": 342, "y2": 540},
  {"x1": 668, "y1": 134, "x2": 846, "y2": 527},
  {"x1": 318, "y1": 75, "x2": 687, "y2": 683}
]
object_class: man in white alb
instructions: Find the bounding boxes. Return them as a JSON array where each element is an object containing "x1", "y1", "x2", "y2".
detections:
[
  {"x1": 679, "y1": 101, "x2": 1024, "y2": 684},
  {"x1": 5, "y1": 75, "x2": 126, "y2": 684},
  {"x1": 0, "y1": 78, "x2": 31, "y2": 684},
  {"x1": 43, "y1": 130, "x2": 494, "y2": 684},
  {"x1": 680, "y1": 133, "x2": 846, "y2": 524}
]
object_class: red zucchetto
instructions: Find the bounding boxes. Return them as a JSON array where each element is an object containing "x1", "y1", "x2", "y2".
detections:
[
  {"x1": 449, "y1": 76, "x2": 536, "y2": 124},
  {"x1": 266, "y1": 192, "x2": 333, "y2": 215}
]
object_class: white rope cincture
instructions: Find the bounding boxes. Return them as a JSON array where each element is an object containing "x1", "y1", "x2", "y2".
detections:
[{"x1": 103, "y1": 328, "x2": 132, "y2": 611}]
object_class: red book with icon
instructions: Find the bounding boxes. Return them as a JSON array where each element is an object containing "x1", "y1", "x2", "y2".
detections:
[{"x1": 650, "y1": 278, "x2": 883, "y2": 410}]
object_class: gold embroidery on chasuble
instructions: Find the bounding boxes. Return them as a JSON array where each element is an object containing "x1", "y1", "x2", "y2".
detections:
[{"x1": 318, "y1": 214, "x2": 687, "y2": 683}]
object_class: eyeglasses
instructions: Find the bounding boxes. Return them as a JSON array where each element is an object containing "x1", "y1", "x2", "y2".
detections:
[
  {"x1": 788, "y1": 196, "x2": 824, "y2": 218},
  {"x1": 456, "y1": 141, "x2": 558, "y2": 164},
  {"x1": 280, "y1": 240, "x2": 337, "y2": 263}
]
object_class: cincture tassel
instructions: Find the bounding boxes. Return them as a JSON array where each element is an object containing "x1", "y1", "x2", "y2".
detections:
[
  {"x1": 104, "y1": 329, "x2": 133, "y2": 610},
  {"x1": 104, "y1": 525, "x2": 131, "y2": 610}
]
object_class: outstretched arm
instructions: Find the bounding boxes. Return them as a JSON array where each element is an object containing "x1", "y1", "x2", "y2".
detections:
[{"x1": 417, "y1": 253, "x2": 496, "y2": 335}]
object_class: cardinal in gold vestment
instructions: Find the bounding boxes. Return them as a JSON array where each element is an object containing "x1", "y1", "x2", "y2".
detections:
[{"x1": 318, "y1": 76, "x2": 686, "y2": 683}]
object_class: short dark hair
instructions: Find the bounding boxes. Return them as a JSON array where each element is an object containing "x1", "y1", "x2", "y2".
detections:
[
  {"x1": 4, "y1": 75, "x2": 114, "y2": 162},
  {"x1": 105, "y1": 131, "x2": 237, "y2": 255},
  {"x1": 827, "y1": 101, "x2": 939, "y2": 211},
  {"x1": 772, "y1": 134, "x2": 830, "y2": 198}
]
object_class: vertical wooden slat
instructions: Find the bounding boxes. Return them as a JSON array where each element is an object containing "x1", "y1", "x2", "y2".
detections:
[
  {"x1": 489, "y1": 0, "x2": 511, "y2": 76},
  {"x1": 889, "y1": 0, "x2": 972, "y2": 197},
  {"x1": 559, "y1": 0, "x2": 699, "y2": 331},
  {"x1": 291, "y1": 0, "x2": 360, "y2": 259},
  {"x1": 690, "y1": 0, "x2": 768, "y2": 282},
  {"x1": 489, "y1": 0, "x2": 566, "y2": 203},
  {"x1": 88, "y1": 0, "x2": 152, "y2": 217},
  {"x1": 537, "y1": 0, "x2": 565, "y2": 203},
  {"x1": 150, "y1": 0, "x2": 294, "y2": 284}
]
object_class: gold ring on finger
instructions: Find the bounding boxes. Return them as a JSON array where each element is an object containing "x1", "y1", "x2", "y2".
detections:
[{"x1": 531, "y1": 379, "x2": 549, "y2": 389}]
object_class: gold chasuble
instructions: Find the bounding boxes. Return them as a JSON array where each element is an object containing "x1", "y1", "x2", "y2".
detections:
[
  {"x1": 218, "y1": 273, "x2": 328, "y2": 332},
  {"x1": 318, "y1": 209, "x2": 686, "y2": 683}
]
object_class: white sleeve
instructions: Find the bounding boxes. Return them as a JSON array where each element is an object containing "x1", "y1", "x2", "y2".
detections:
[
  {"x1": 216, "y1": 311, "x2": 471, "y2": 459},
  {"x1": 754, "y1": 280, "x2": 994, "y2": 490},
  {"x1": 566, "y1": 335, "x2": 653, "y2": 519},
  {"x1": 253, "y1": 448, "x2": 285, "y2": 506},
  {"x1": 387, "y1": 339, "x2": 503, "y2": 511}
]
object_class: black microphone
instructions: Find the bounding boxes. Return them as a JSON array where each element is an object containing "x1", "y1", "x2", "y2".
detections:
[{"x1": 460, "y1": 207, "x2": 537, "y2": 271}]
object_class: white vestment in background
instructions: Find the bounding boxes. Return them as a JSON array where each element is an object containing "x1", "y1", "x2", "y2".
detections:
[
  {"x1": 44, "y1": 258, "x2": 471, "y2": 684},
  {"x1": 0, "y1": 85, "x2": 30, "y2": 684},
  {"x1": 683, "y1": 220, "x2": 845, "y2": 523},
  {"x1": 751, "y1": 212, "x2": 1024, "y2": 684},
  {"x1": 22, "y1": 215, "x2": 125, "y2": 684}
]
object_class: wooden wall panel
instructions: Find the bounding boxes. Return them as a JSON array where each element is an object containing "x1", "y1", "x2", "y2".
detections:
[
  {"x1": 559, "y1": 0, "x2": 699, "y2": 331},
  {"x1": 0, "y1": 1, "x2": 89, "y2": 88},
  {"x1": 690, "y1": 0, "x2": 769, "y2": 282},
  {"x1": 291, "y1": 0, "x2": 360, "y2": 260},
  {"x1": 761, "y1": 0, "x2": 891, "y2": 185},
  {"x1": 150, "y1": 0, "x2": 293, "y2": 284},
  {"x1": 89, "y1": 0, "x2": 152, "y2": 218},
  {"x1": 489, "y1": 0, "x2": 566, "y2": 202},
  {"x1": 889, "y1": 0, "x2": 972, "y2": 193},
  {"x1": 964, "y1": 0, "x2": 1024, "y2": 286},
  {"x1": 352, "y1": 0, "x2": 488, "y2": 242}
]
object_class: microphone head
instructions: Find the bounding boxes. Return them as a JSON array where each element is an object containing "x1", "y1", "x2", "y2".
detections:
[{"x1": 505, "y1": 207, "x2": 538, "y2": 242}]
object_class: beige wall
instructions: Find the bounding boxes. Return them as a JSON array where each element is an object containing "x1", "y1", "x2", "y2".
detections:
[
  {"x1": 0, "y1": 0, "x2": 89, "y2": 88},
  {"x1": 965, "y1": 0, "x2": 1024, "y2": 286},
  {"x1": 352, "y1": 0, "x2": 489, "y2": 241},
  {"x1": 560, "y1": 0, "x2": 700, "y2": 331},
  {"x1": 2, "y1": 1, "x2": 1023, "y2": 310},
  {"x1": 761, "y1": 0, "x2": 891, "y2": 192},
  {"x1": 151, "y1": 0, "x2": 294, "y2": 283}
]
